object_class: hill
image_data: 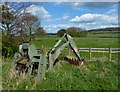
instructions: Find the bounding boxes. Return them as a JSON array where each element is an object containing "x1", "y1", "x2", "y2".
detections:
[
  {"x1": 87, "y1": 27, "x2": 120, "y2": 38},
  {"x1": 88, "y1": 27, "x2": 120, "y2": 32}
]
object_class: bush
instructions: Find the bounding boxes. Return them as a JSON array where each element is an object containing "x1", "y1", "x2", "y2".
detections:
[
  {"x1": 78, "y1": 31, "x2": 88, "y2": 37},
  {"x1": 57, "y1": 29, "x2": 66, "y2": 37},
  {"x1": 2, "y1": 35, "x2": 26, "y2": 57},
  {"x1": 34, "y1": 27, "x2": 46, "y2": 36}
]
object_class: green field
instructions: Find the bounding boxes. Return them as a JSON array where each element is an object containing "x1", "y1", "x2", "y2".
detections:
[
  {"x1": 33, "y1": 36, "x2": 118, "y2": 48},
  {"x1": 2, "y1": 35, "x2": 119, "y2": 90},
  {"x1": 88, "y1": 30, "x2": 120, "y2": 38},
  {"x1": 89, "y1": 30, "x2": 119, "y2": 34}
]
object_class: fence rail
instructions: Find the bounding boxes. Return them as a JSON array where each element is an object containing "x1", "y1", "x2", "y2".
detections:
[
  {"x1": 37, "y1": 47, "x2": 120, "y2": 61},
  {"x1": 78, "y1": 48, "x2": 120, "y2": 61}
]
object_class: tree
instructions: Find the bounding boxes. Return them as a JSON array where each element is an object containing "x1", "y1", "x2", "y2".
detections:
[
  {"x1": 67, "y1": 27, "x2": 88, "y2": 37},
  {"x1": 67, "y1": 27, "x2": 83, "y2": 32},
  {"x1": 34, "y1": 27, "x2": 46, "y2": 36},
  {"x1": 2, "y1": 2, "x2": 32, "y2": 36},
  {"x1": 57, "y1": 27, "x2": 88, "y2": 37},
  {"x1": 2, "y1": 2, "x2": 15, "y2": 35},
  {"x1": 1, "y1": 2, "x2": 35, "y2": 57},
  {"x1": 16, "y1": 13, "x2": 40, "y2": 40},
  {"x1": 77, "y1": 31, "x2": 88, "y2": 37},
  {"x1": 66, "y1": 27, "x2": 78, "y2": 37},
  {"x1": 57, "y1": 29, "x2": 66, "y2": 37}
]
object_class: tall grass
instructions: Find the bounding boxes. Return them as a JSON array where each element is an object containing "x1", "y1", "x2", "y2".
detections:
[{"x1": 2, "y1": 58, "x2": 118, "y2": 90}]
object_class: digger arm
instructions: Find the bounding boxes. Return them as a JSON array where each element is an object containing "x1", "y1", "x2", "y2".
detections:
[
  {"x1": 47, "y1": 33, "x2": 82, "y2": 69},
  {"x1": 65, "y1": 34, "x2": 82, "y2": 61}
]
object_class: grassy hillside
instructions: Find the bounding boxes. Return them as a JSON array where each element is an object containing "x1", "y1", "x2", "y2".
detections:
[
  {"x1": 88, "y1": 27, "x2": 120, "y2": 32},
  {"x1": 88, "y1": 27, "x2": 120, "y2": 38}
]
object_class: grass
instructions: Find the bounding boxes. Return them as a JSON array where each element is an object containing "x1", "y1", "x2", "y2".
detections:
[
  {"x1": 32, "y1": 36, "x2": 118, "y2": 48},
  {"x1": 2, "y1": 35, "x2": 119, "y2": 90},
  {"x1": 88, "y1": 30, "x2": 120, "y2": 38},
  {"x1": 88, "y1": 34, "x2": 120, "y2": 38},
  {"x1": 89, "y1": 30, "x2": 119, "y2": 34},
  {"x1": 2, "y1": 57, "x2": 118, "y2": 90}
]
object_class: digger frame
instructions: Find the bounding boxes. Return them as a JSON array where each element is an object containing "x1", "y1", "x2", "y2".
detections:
[{"x1": 13, "y1": 33, "x2": 84, "y2": 82}]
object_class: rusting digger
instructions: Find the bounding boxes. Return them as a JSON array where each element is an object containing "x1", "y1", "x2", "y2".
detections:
[{"x1": 13, "y1": 33, "x2": 84, "y2": 82}]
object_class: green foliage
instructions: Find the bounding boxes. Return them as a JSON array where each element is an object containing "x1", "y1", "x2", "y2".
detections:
[
  {"x1": 66, "y1": 27, "x2": 86, "y2": 37},
  {"x1": 2, "y1": 36, "x2": 26, "y2": 57},
  {"x1": 78, "y1": 31, "x2": 88, "y2": 37},
  {"x1": 57, "y1": 27, "x2": 88, "y2": 37},
  {"x1": 2, "y1": 36, "x2": 17, "y2": 57},
  {"x1": 67, "y1": 27, "x2": 83, "y2": 32},
  {"x1": 66, "y1": 29, "x2": 78, "y2": 37},
  {"x1": 2, "y1": 3, "x2": 15, "y2": 35},
  {"x1": 57, "y1": 29, "x2": 66, "y2": 37}
]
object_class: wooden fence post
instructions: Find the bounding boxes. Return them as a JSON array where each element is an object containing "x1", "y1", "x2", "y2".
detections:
[
  {"x1": 109, "y1": 48, "x2": 112, "y2": 61},
  {"x1": 89, "y1": 48, "x2": 92, "y2": 60}
]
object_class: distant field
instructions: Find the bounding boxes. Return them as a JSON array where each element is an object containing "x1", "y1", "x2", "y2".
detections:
[
  {"x1": 88, "y1": 33, "x2": 120, "y2": 38},
  {"x1": 89, "y1": 30, "x2": 119, "y2": 34},
  {"x1": 32, "y1": 36, "x2": 119, "y2": 48},
  {"x1": 88, "y1": 30, "x2": 120, "y2": 38},
  {"x1": 2, "y1": 35, "x2": 119, "y2": 90}
]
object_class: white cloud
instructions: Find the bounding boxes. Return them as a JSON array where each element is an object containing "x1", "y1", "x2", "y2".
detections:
[
  {"x1": 25, "y1": 5, "x2": 69, "y2": 22},
  {"x1": 44, "y1": 24, "x2": 70, "y2": 29},
  {"x1": 70, "y1": 13, "x2": 118, "y2": 25},
  {"x1": 47, "y1": 15, "x2": 69, "y2": 22},
  {"x1": 69, "y1": 13, "x2": 118, "y2": 30},
  {"x1": 63, "y1": 16, "x2": 69, "y2": 19},
  {"x1": 43, "y1": 24, "x2": 70, "y2": 33},
  {"x1": 43, "y1": 13, "x2": 118, "y2": 33},
  {"x1": 107, "y1": 9, "x2": 117, "y2": 14},
  {"x1": 26, "y1": 5, "x2": 51, "y2": 20}
]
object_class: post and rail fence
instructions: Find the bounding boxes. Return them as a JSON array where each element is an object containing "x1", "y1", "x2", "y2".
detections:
[
  {"x1": 78, "y1": 48, "x2": 120, "y2": 61},
  {"x1": 38, "y1": 47, "x2": 120, "y2": 61}
]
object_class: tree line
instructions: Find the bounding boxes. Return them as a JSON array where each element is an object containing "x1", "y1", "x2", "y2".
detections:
[{"x1": 57, "y1": 27, "x2": 88, "y2": 37}]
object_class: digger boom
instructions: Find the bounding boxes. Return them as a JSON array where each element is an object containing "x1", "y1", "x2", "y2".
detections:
[{"x1": 47, "y1": 33, "x2": 83, "y2": 69}]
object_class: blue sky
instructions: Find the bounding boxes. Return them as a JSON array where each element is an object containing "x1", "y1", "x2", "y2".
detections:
[{"x1": 22, "y1": 2, "x2": 118, "y2": 33}]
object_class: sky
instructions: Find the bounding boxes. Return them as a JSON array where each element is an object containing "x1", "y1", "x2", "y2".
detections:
[{"x1": 8, "y1": 1, "x2": 119, "y2": 33}]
